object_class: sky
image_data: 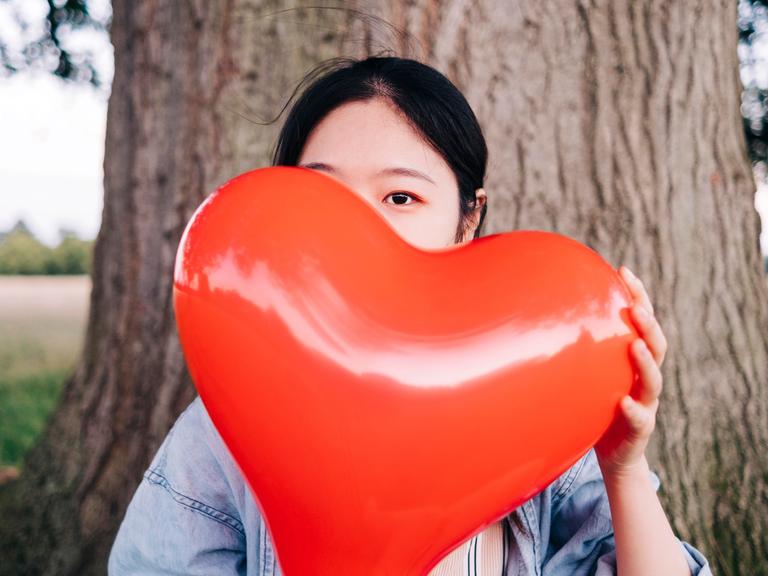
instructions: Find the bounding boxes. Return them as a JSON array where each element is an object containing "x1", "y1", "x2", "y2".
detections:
[
  {"x1": 0, "y1": 73, "x2": 107, "y2": 245},
  {"x1": 758, "y1": 184, "x2": 768, "y2": 255},
  {"x1": 0, "y1": 0, "x2": 766, "y2": 253},
  {"x1": 0, "y1": 0, "x2": 111, "y2": 246}
]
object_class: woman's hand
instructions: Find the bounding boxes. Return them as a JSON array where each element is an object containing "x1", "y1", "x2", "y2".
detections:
[
  {"x1": 594, "y1": 266, "x2": 668, "y2": 479},
  {"x1": 593, "y1": 268, "x2": 692, "y2": 576}
]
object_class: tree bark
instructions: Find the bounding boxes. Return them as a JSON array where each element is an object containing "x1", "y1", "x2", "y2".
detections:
[{"x1": 0, "y1": 1, "x2": 765, "y2": 575}]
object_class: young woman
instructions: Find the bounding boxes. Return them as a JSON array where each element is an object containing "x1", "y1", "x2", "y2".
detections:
[{"x1": 108, "y1": 56, "x2": 712, "y2": 576}]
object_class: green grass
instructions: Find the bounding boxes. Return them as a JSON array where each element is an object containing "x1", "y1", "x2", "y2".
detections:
[
  {"x1": 0, "y1": 276, "x2": 89, "y2": 470},
  {"x1": 0, "y1": 370, "x2": 68, "y2": 467}
]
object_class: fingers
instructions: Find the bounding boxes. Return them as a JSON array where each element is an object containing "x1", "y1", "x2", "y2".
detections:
[
  {"x1": 620, "y1": 395, "x2": 657, "y2": 438},
  {"x1": 624, "y1": 338, "x2": 661, "y2": 439},
  {"x1": 631, "y1": 338, "x2": 663, "y2": 406},
  {"x1": 630, "y1": 304, "x2": 668, "y2": 366},
  {"x1": 620, "y1": 266, "x2": 654, "y2": 315},
  {"x1": 619, "y1": 266, "x2": 667, "y2": 366}
]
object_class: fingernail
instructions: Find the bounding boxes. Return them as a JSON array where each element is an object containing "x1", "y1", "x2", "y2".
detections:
[{"x1": 624, "y1": 266, "x2": 637, "y2": 280}]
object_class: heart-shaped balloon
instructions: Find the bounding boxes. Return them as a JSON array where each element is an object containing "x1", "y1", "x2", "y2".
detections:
[{"x1": 173, "y1": 166, "x2": 638, "y2": 575}]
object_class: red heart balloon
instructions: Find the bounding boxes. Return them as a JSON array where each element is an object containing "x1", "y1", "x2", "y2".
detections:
[{"x1": 173, "y1": 166, "x2": 638, "y2": 576}]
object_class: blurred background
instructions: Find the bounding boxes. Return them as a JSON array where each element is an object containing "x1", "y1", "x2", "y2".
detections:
[
  {"x1": 1, "y1": 1, "x2": 767, "y2": 574},
  {"x1": 1, "y1": 0, "x2": 111, "y2": 478}
]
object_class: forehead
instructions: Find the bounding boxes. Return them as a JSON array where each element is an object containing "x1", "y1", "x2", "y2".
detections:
[{"x1": 299, "y1": 99, "x2": 452, "y2": 177}]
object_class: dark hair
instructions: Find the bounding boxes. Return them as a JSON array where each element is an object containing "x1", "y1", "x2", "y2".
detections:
[
  {"x1": 268, "y1": 54, "x2": 528, "y2": 539},
  {"x1": 270, "y1": 56, "x2": 489, "y2": 242}
]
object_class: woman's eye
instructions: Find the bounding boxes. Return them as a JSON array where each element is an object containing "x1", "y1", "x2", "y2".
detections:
[{"x1": 384, "y1": 192, "x2": 419, "y2": 206}]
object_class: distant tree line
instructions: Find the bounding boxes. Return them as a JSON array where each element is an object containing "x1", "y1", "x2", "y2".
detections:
[{"x1": 0, "y1": 220, "x2": 93, "y2": 275}]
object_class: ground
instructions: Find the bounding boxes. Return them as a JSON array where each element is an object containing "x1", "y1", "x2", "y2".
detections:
[{"x1": 0, "y1": 276, "x2": 89, "y2": 473}]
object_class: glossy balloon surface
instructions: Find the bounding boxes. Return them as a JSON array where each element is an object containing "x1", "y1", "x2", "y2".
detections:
[{"x1": 173, "y1": 166, "x2": 638, "y2": 576}]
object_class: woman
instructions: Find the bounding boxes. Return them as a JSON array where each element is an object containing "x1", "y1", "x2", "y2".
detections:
[{"x1": 108, "y1": 56, "x2": 712, "y2": 575}]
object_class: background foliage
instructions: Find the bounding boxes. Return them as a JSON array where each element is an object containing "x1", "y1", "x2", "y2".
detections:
[
  {"x1": 0, "y1": 0, "x2": 109, "y2": 87},
  {"x1": 739, "y1": 0, "x2": 768, "y2": 171},
  {"x1": 0, "y1": 221, "x2": 94, "y2": 275}
]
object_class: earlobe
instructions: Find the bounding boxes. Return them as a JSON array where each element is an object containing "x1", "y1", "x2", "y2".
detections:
[
  {"x1": 458, "y1": 188, "x2": 487, "y2": 245},
  {"x1": 469, "y1": 188, "x2": 487, "y2": 239},
  {"x1": 475, "y1": 187, "x2": 487, "y2": 208}
]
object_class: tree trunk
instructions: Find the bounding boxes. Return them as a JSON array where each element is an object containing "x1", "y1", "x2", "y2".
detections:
[{"x1": 1, "y1": 1, "x2": 765, "y2": 575}]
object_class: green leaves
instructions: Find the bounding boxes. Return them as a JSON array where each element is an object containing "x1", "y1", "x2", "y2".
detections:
[{"x1": 0, "y1": 221, "x2": 93, "y2": 275}]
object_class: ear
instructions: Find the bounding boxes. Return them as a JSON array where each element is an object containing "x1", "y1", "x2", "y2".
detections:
[{"x1": 459, "y1": 188, "x2": 487, "y2": 244}]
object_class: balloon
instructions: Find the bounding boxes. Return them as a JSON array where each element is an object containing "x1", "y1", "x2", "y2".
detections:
[{"x1": 172, "y1": 166, "x2": 638, "y2": 576}]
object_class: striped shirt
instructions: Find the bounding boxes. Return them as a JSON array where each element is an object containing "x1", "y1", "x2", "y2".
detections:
[{"x1": 428, "y1": 518, "x2": 509, "y2": 576}]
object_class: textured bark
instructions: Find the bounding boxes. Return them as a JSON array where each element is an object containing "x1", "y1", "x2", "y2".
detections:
[
  {"x1": 0, "y1": 1, "x2": 765, "y2": 575},
  {"x1": 0, "y1": 2, "x2": 354, "y2": 574},
  {"x1": 373, "y1": 1, "x2": 768, "y2": 573}
]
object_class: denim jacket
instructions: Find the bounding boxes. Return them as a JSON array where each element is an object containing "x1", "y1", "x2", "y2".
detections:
[{"x1": 108, "y1": 397, "x2": 713, "y2": 575}]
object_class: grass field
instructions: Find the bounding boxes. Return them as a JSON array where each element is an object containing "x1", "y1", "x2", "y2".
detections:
[{"x1": 0, "y1": 276, "x2": 90, "y2": 469}]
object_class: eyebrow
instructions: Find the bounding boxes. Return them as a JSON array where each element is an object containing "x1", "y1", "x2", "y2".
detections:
[{"x1": 298, "y1": 162, "x2": 436, "y2": 185}]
